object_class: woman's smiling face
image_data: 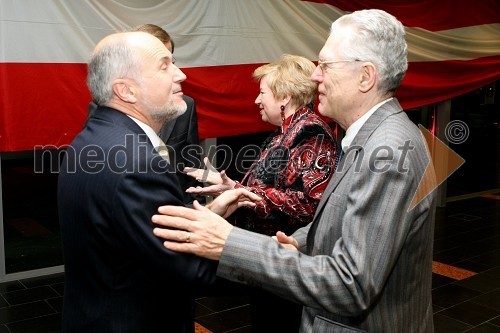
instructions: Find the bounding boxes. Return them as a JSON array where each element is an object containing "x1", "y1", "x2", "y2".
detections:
[{"x1": 255, "y1": 76, "x2": 282, "y2": 126}]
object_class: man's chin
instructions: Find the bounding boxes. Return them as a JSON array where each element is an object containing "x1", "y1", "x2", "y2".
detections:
[
  {"x1": 171, "y1": 101, "x2": 187, "y2": 119},
  {"x1": 177, "y1": 100, "x2": 187, "y2": 116},
  {"x1": 157, "y1": 100, "x2": 187, "y2": 123},
  {"x1": 317, "y1": 103, "x2": 327, "y2": 116}
]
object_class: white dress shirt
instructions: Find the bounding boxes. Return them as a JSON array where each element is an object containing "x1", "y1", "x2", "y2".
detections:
[
  {"x1": 341, "y1": 98, "x2": 394, "y2": 152},
  {"x1": 128, "y1": 116, "x2": 169, "y2": 162}
]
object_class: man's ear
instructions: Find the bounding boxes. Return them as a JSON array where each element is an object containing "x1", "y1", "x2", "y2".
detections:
[
  {"x1": 359, "y1": 62, "x2": 377, "y2": 93},
  {"x1": 112, "y1": 78, "x2": 137, "y2": 103}
]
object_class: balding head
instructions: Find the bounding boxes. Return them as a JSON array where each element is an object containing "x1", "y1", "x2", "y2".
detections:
[
  {"x1": 87, "y1": 31, "x2": 186, "y2": 131},
  {"x1": 94, "y1": 31, "x2": 164, "y2": 53},
  {"x1": 88, "y1": 32, "x2": 168, "y2": 105}
]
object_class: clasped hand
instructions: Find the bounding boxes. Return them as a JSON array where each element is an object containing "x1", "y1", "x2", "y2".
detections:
[
  {"x1": 152, "y1": 188, "x2": 262, "y2": 260},
  {"x1": 184, "y1": 157, "x2": 236, "y2": 196},
  {"x1": 152, "y1": 188, "x2": 299, "y2": 260}
]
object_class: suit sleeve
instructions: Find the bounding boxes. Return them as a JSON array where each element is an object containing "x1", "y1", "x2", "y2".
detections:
[
  {"x1": 217, "y1": 126, "x2": 432, "y2": 316},
  {"x1": 291, "y1": 224, "x2": 310, "y2": 252}
]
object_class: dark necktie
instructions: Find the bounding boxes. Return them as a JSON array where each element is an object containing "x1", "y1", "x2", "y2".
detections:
[{"x1": 334, "y1": 145, "x2": 344, "y2": 171}]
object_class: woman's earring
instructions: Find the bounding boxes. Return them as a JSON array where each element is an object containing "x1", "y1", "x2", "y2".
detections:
[{"x1": 280, "y1": 105, "x2": 285, "y2": 123}]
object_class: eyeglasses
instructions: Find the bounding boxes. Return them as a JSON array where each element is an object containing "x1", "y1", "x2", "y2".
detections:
[{"x1": 317, "y1": 59, "x2": 360, "y2": 72}]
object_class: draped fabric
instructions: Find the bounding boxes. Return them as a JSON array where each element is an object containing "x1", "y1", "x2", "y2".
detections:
[{"x1": 1, "y1": 0, "x2": 499, "y2": 152}]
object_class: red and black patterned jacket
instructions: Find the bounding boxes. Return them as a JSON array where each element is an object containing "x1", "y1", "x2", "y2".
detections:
[{"x1": 233, "y1": 107, "x2": 337, "y2": 236}]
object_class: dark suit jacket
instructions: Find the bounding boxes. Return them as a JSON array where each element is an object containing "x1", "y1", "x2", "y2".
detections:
[
  {"x1": 87, "y1": 95, "x2": 204, "y2": 204},
  {"x1": 216, "y1": 99, "x2": 436, "y2": 332},
  {"x1": 159, "y1": 95, "x2": 205, "y2": 204},
  {"x1": 59, "y1": 106, "x2": 217, "y2": 332}
]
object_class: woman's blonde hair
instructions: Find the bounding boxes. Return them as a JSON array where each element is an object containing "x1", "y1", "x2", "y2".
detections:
[{"x1": 253, "y1": 54, "x2": 317, "y2": 108}]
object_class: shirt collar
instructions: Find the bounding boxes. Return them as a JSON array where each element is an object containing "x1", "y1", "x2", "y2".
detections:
[
  {"x1": 341, "y1": 98, "x2": 393, "y2": 152},
  {"x1": 127, "y1": 116, "x2": 162, "y2": 148}
]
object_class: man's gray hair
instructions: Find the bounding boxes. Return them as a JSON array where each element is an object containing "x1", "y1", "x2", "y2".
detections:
[
  {"x1": 331, "y1": 9, "x2": 408, "y2": 94},
  {"x1": 87, "y1": 37, "x2": 142, "y2": 105}
]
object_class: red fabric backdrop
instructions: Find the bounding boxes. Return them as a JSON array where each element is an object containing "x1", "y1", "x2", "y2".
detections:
[{"x1": 1, "y1": 1, "x2": 499, "y2": 152}]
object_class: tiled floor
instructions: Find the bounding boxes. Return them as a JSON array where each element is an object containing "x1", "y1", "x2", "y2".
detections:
[{"x1": 0, "y1": 195, "x2": 499, "y2": 332}]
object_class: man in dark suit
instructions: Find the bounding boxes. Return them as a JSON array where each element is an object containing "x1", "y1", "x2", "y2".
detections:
[
  {"x1": 132, "y1": 24, "x2": 204, "y2": 204},
  {"x1": 87, "y1": 24, "x2": 204, "y2": 204},
  {"x1": 152, "y1": 9, "x2": 437, "y2": 332},
  {"x1": 58, "y1": 31, "x2": 218, "y2": 332}
]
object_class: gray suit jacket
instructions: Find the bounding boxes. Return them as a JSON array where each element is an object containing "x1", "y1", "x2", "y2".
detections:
[{"x1": 217, "y1": 99, "x2": 436, "y2": 332}]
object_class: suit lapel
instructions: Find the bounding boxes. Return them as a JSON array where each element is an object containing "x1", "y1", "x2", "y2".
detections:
[
  {"x1": 311, "y1": 145, "x2": 360, "y2": 222},
  {"x1": 311, "y1": 99, "x2": 404, "y2": 223},
  {"x1": 159, "y1": 118, "x2": 177, "y2": 143}
]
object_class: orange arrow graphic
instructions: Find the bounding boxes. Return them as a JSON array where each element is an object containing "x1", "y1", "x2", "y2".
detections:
[{"x1": 409, "y1": 125, "x2": 465, "y2": 210}]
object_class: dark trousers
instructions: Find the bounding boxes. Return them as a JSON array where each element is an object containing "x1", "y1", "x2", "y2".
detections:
[{"x1": 251, "y1": 289, "x2": 302, "y2": 333}]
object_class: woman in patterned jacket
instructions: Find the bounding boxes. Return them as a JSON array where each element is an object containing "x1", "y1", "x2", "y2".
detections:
[{"x1": 184, "y1": 54, "x2": 338, "y2": 332}]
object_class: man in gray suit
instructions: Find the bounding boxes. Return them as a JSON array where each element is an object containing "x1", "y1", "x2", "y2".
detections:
[{"x1": 152, "y1": 9, "x2": 436, "y2": 332}]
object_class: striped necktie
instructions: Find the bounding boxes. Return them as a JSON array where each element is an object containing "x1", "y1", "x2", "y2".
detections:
[
  {"x1": 155, "y1": 137, "x2": 170, "y2": 164},
  {"x1": 334, "y1": 145, "x2": 344, "y2": 171}
]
